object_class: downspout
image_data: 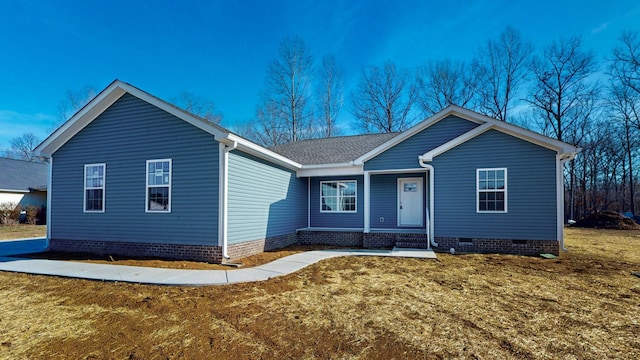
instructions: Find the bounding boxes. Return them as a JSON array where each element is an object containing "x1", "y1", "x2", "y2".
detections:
[
  {"x1": 557, "y1": 154, "x2": 574, "y2": 252},
  {"x1": 418, "y1": 157, "x2": 437, "y2": 248},
  {"x1": 45, "y1": 155, "x2": 52, "y2": 249},
  {"x1": 221, "y1": 140, "x2": 237, "y2": 259},
  {"x1": 307, "y1": 177, "x2": 310, "y2": 228}
]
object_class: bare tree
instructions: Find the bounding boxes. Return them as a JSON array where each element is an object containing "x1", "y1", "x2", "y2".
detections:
[
  {"x1": 611, "y1": 32, "x2": 640, "y2": 100},
  {"x1": 55, "y1": 86, "x2": 97, "y2": 127},
  {"x1": 351, "y1": 61, "x2": 418, "y2": 133},
  {"x1": 528, "y1": 37, "x2": 599, "y2": 143},
  {"x1": 416, "y1": 59, "x2": 479, "y2": 116},
  {"x1": 172, "y1": 92, "x2": 222, "y2": 124},
  {"x1": 527, "y1": 37, "x2": 600, "y2": 220},
  {"x1": 5, "y1": 133, "x2": 41, "y2": 161},
  {"x1": 318, "y1": 55, "x2": 343, "y2": 137},
  {"x1": 254, "y1": 35, "x2": 315, "y2": 144},
  {"x1": 609, "y1": 78, "x2": 640, "y2": 215},
  {"x1": 474, "y1": 26, "x2": 532, "y2": 121},
  {"x1": 239, "y1": 101, "x2": 289, "y2": 147}
]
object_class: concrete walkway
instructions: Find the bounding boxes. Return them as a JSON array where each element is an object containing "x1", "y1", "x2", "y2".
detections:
[{"x1": 0, "y1": 247, "x2": 436, "y2": 286}]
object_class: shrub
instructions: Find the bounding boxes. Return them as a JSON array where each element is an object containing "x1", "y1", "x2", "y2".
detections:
[
  {"x1": 25, "y1": 205, "x2": 41, "y2": 225},
  {"x1": 0, "y1": 202, "x2": 19, "y2": 225}
]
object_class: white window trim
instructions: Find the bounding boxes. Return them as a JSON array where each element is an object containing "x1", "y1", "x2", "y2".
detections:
[
  {"x1": 476, "y1": 168, "x2": 507, "y2": 213},
  {"x1": 83, "y1": 163, "x2": 105, "y2": 213},
  {"x1": 146, "y1": 159, "x2": 172, "y2": 213},
  {"x1": 320, "y1": 180, "x2": 357, "y2": 213}
]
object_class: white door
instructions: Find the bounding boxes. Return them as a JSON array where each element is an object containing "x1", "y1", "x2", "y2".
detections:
[{"x1": 398, "y1": 177, "x2": 423, "y2": 227}]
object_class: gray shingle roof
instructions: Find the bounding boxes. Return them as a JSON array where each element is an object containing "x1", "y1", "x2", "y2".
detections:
[
  {"x1": 0, "y1": 158, "x2": 48, "y2": 192},
  {"x1": 269, "y1": 133, "x2": 398, "y2": 165}
]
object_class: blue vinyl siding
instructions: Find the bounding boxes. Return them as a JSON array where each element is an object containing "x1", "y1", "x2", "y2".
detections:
[
  {"x1": 365, "y1": 115, "x2": 478, "y2": 171},
  {"x1": 370, "y1": 173, "x2": 427, "y2": 229},
  {"x1": 227, "y1": 150, "x2": 307, "y2": 244},
  {"x1": 51, "y1": 93, "x2": 219, "y2": 245},
  {"x1": 310, "y1": 176, "x2": 364, "y2": 228},
  {"x1": 431, "y1": 129, "x2": 557, "y2": 240}
]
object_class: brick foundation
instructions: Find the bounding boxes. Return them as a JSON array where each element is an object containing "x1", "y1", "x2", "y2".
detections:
[
  {"x1": 435, "y1": 237, "x2": 560, "y2": 256},
  {"x1": 49, "y1": 232, "x2": 300, "y2": 264},
  {"x1": 297, "y1": 230, "x2": 363, "y2": 247},
  {"x1": 226, "y1": 233, "x2": 297, "y2": 261},
  {"x1": 49, "y1": 232, "x2": 559, "y2": 264},
  {"x1": 49, "y1": 238, "x2": 224, "y2": 263}
]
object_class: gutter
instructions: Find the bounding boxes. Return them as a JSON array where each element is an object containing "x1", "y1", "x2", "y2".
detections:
[{"x1": 418, "y1": 157, "x2": 437, "y2": 248}]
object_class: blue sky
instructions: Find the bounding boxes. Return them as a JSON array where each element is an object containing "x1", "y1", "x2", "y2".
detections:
[{"x1": 1, "y1": 0, "x2": 639, "y2": 151}]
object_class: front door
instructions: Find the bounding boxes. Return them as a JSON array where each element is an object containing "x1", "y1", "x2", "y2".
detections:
[{"x1": 398, "y1": 177, "x2": 423, "y2": 227}]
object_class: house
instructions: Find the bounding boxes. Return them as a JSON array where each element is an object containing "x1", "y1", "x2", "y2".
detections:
[
  {"x1": 34, "y1": 80, "x2": 580, "y2": 262},
  {"x1": 0, "y1": 157, "x2": 47, "y2": 212}
]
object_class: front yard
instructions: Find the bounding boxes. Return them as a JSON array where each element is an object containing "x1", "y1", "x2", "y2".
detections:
[
  {"x1": 0, "y1": 225, "x2": 46, "y2": 240},
  {"x1": 0, "y1": 228, "x2": 638, "y2": 359}
]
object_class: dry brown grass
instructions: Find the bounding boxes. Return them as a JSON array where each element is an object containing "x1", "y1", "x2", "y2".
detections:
[
  {"x1": 0, "y1": 227, "x2": 639, "y2": 359},
  {"x1": 0, "y1": 225, "x2": 46, "y2": 240}
]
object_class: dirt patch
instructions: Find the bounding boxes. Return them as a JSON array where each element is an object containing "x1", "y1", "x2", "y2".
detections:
[
  {"x1": 25, "y1": 244, "x2": 347, "y2": 270},
  {"x1": 573, "y1": 211, "x2": 640, "y2": 230},
  {"x1": 0, "y1": 228, "x2": 639, "y2": 359}
]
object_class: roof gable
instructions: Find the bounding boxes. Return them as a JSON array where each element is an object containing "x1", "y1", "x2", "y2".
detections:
[
  {"x1": 34, "y1": 80, "x2": 302, "y2": 170},
  {"x1": 355, "y1": 105, "x2": 580, "y2": 165},
  {"x1": 35, "y1": 80, "x2": 229, "y2": 157}
]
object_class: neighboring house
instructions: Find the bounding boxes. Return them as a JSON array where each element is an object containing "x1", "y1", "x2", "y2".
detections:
[
  {"x1": 34, "y1": 80, "x2": 580, "y2": 263},
  {"x1": 0, "y1": 157, "x2": 47, "y2": 211}
]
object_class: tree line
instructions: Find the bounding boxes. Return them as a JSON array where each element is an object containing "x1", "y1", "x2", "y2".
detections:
[
  {"x1": 3, "y1": 27, "x2": 639, "y2": 219},
  {"x1": 236, "y1": 29, "x2": 639, "y2": 219}
]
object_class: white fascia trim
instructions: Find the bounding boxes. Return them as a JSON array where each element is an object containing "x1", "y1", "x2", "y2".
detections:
[
  {"x1": 352, "y1": 104, "x2": 581, "y2": 165},
  {"x1": 122, "y1": 83, "x2": 227, "y2": 140},
  {"x1": 35, "y1": 82, "x2": 127, "y2": 157},
  {"x1": 353, "y1": 106, "x2": 470, "y2": 165},
  {"x1": 302, "y1": 162, "x2": 354, "y2": 169},
  {"x1": 0, "y1": 189, "x2": 30, "y2": 193},
  {"x1": 35, "y1": 80, "x2": 229, "y2": 157},
  {"x1": 366, "y1": 168, "x2": 426, "y2": 174},
  {"x1": 420, "y1": 123, "x2": 493, "y2": 161},
  {"x1": 224, "y1": 134, "x2": 302, "y2": 170},
  {"x1": 297, "y1": 164, "x2": 364, "y2": 177},
  {"x1": 449, "y1": 106, "x2": 581, "y2": 155}
]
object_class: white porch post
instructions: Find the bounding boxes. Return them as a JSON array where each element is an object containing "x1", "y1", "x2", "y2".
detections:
[{"x1": 364, "y1": 171, "x2": 370, "y2": 233}]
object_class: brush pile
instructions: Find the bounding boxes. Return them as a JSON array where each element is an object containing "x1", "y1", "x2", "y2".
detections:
[{"x1": 572, "y1": 211, "x2": 640, "y2": 230}]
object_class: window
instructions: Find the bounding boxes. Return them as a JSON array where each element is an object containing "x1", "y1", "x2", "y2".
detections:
[
  {"x1": 477, "y1": 168, "x2": 507, "y2": 213},
  {"x1": 84, "y1": 163, "x2": 105, "y2": 212},
  {"x1": 146, "y1": 159, "x2": 172, "y2": 212},
  {"x1": 320, "y1": 180, "x2": 357, "y2": 213}
]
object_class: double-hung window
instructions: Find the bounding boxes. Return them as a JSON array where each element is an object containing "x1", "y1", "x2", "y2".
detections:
[
  {"x1": 146, "y1": 159, "x2": 172, "y2": 212},
  {"x1": 320, "y1": 180, "x2": 357, "y2": 213},
  {"x1": 84, "y1": 163, "x2": 105, "y2": 212},
  {"x1": 477, "y1": 168, "x2": 507, "y2": 213}
]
